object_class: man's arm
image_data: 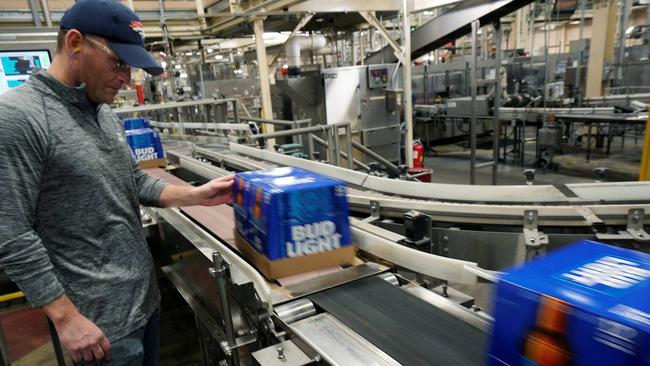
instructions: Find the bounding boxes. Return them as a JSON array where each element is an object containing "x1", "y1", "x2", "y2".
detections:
[
  {"x1": 128, "y1": 152, "x2": 234, "y2": 208},
  {"x1": 159, "y1": 175, "x2": 235, "y2": 207},
  {"x1": 0, "y1": 102, "x2": 110, "y2": 363},
  {"x1": 130, "y1": 159, "x2": 169, "y2": 207}
]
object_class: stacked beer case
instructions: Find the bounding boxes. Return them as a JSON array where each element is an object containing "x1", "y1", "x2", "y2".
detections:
[
  {"x1": 489, "y1": 240, "x2": 650, "y2": 365},
  {"x1": 122, "y1": 117, "x2": 165, "y2": 168}
]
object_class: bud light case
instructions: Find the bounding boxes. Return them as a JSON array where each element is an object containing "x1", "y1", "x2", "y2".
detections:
[
  {"x1": 233, "y1": 167, "x2": 352, "y2": 260},
  {"x1": 122, "y1": 117, "x2": 164, "y2": 163},
  {"x1": 123, "y1": 117, "x2": 150, "y2": 130},
  {"x1": 488, "y1": 240, "x2": 650, "y2": 366}
]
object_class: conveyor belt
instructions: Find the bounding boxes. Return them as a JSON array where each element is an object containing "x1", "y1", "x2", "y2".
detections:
[
  {"x1": 145, "y1": 168, "x2": 237, "y2": 247},
  {"x1": 308, "y1": 276, "x2": 486, "y2": 366}
]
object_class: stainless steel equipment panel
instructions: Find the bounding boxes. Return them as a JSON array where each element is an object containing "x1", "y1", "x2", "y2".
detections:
[
  {"x1": 361, "y1": 125, "x2": 400, "y2": 148},
  {"x1": 290, "y1": 313, "x2": 400, "y2": 366},
  {"x1": 251, "y1": 340, "x2": 312, "y2": 366},
  {"x1": 323, "y1": 65, "x2": 401, "y2": 131},
  {"x1": 323, "y1": 66, "x2": 362, "y2": 129}
]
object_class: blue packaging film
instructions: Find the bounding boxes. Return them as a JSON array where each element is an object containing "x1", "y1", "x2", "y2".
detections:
[
  {"x1": 122, "y1": 117, "x2": 164, "y2": 162},
  {"x1": 233, "y1": 167, "x2": 352, "y2": 260},
  {"x1": 488, "y1": 240, "x2": 650, "y2": 366},
  {"x1": 122, "y1": 117, "x2": 150, "y2": 130}
]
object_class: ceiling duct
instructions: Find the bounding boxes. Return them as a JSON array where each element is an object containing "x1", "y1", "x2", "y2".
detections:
[{"x1": 286, "y1": 34, "x2": 327, "y2": 69}]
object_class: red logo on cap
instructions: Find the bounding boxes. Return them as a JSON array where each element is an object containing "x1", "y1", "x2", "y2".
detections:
[{"x1": 129, "y1": 20, "x2": 145, "y2": 41}]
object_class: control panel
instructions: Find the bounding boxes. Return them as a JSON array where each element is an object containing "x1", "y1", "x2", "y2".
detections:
[{"x1": 367, "y1": 65, "x2": 390, "y2": 89}]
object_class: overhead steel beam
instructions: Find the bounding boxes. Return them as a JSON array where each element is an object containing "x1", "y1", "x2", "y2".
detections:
[
  {"x1": 289, "y1": 0, "x2": 464, "y2": 13},
  {"x1": 39, "y1": 0, "x2": 52, "y2": 27},
  {"x1": 205, "y1": 0, "x2": 303, "y2": 34},
  {"x1": 289, "y1": 0, "x2": 401, "y2": 12},
  {"x1": 365, "y1": 0, "x2": 535, "y2": 64},
  {"x1": 412, "y1": 0, "x2": 462, "y2": 12},
  {"x1": 26, "y1": 0, "x2": 41, "y2": 27},
  {"x1": 358, "y1": 11, "x2": 403, "y2": 61},
  {"x1": 0, "y1": 9, "x2": 197, "y2": 23}
]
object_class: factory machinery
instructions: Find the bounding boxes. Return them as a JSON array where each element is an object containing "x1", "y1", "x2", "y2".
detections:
[
  {"x1": 147, "y1": 0, "x2": 650, "y2": 174},
  {"x1": 134, "y1": 133, "x2": 650, "y2": 365},
  {"x1": 109, "y1": 1, "x2": 650, "y2": 363}
]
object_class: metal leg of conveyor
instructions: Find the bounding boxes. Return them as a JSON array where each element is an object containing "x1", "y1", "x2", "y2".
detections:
[
  {"x1": 469, "y1": 20, "x2": 479, "y2": 185},
  {"x1": 209, "y1": 252, "x2": 240, "y2": 366},
  {"x1": 47, "y1": 318, "x2": 66, "y2": 366},
  {"x1": 0, "y1": 322, "x2": 9, "y2": 366},
  {"x1": 492, "y1": 21, "x2": 502, "y2": 185},
  {"x1": 194, "y1": 314, "x2": 210, "y2": 366}
]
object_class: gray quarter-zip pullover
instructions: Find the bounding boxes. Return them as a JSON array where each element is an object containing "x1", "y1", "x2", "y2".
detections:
[{"x1": 0, "y1": 70, "x2": 167, "y2": 341}]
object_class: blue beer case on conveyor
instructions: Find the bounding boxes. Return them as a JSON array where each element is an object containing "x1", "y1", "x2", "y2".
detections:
[
  {"x1": 233, "y1": 167, "x2": 352, "y2": 260},
  {"x1": 489, "y1": 240, "x2": 650, "y2": 366}
]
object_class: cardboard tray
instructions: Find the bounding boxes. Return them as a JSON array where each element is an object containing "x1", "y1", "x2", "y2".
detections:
[
  {"x1": 138, "y1": 158, "x2": 166, "y2": 169},
  {"x1": 234, "y1": 230, "x2": 356, "y2": 280}
]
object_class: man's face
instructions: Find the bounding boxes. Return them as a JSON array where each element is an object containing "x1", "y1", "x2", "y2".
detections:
[{"x1": 78, "y1": 35, "x2": 131, "y2": 104}]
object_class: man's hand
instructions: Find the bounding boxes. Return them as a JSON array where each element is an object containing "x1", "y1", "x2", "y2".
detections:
[
  {"x1": 43, "y1": 295, "x2": 112, "y2": 363},
  {"x1": 193, "y1": 174, "x2": 235, "y2": 206},
  {"x1": 160, "y1": 174, "x2": 235, "y2": 207}
]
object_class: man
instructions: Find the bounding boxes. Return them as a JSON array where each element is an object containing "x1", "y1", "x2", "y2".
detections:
[{"x1": 0, "y1": 0, "x2": 233, "y2": 364}]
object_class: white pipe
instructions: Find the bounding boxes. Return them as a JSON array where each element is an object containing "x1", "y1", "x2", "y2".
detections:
[
  {"x1": 285, "y1": 35, "x2": 327, "y2": 68},
  {"x1": 315, "y1": 46, "x2": 335, "y2": 55}
]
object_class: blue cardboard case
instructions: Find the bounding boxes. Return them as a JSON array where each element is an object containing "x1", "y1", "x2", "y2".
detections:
[
  {"x1": 233, "y1": 167, "x2": 352, "y2": 260},
  {"x1": 122, "y1": 117, "x2": 165, "y2": 163},
  {"x1": 124, "y1": 128, "x2": 165, "y2": 162},
  {"x1": 488, "y1": 240, "x2": 650, "y2": 366},
  {"x1": 233, "y1": 167, "x2": 301, "y2": 246},
  {"x1": 123, "y1": 117, "x2": 150, "y2": 130}
]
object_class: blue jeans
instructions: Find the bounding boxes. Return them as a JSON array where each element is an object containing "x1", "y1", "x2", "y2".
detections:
[{"x1": 78, "y1": 308, "x2": 160, "y2": 366}]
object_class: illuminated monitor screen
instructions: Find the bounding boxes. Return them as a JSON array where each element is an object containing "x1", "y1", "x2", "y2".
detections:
[{"x1": 0, "y1": 50, "x2": 52, "y2": 95}]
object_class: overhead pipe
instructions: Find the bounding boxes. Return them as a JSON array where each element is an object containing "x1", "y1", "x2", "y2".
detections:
[
  {"x1": 314, "y1": 46, "x2": 336, "y2": 55},
  {"x1": 285, "y1": 34, "x2": 327, "y2": 69}
]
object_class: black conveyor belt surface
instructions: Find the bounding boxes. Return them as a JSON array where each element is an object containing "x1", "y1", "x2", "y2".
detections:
[{"x1": 308, "y1": 276, "x2": 486, "y2": 366}]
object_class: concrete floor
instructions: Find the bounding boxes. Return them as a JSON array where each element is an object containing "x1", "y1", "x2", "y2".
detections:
[
  {"x1": 13, "y1": 343, "x2": 72, "y2": 366},
  {"x1": 424, "y1": 135, "x2": 642, "y2": 185}
]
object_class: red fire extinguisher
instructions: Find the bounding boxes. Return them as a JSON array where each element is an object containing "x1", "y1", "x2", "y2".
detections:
[{"x1": 412, "y1": 139, "x2": 424, "y2": 168}]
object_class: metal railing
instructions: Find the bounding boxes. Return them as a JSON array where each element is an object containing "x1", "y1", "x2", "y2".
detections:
[
  {"x1": 244, "y1": 121, "x2": 403, "y2": 175},
  {"x1": 246, "y1": 122, "x2": 355, "y2": 170},
  {"x1": 113, "y1": 99, "x2": 240, "y2": 134},
  {"x1": 116, "y1": 100, "x2": 402, "y2": 175}
]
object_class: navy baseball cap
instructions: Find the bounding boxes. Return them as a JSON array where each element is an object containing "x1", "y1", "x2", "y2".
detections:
[{"x1": 60, "y1": 0, "x2": 163, "y2": 75}]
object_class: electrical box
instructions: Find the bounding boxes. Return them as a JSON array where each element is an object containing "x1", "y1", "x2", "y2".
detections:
[{"x1": 385, "y1": 88, "x2": 403, "y2": 112}]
